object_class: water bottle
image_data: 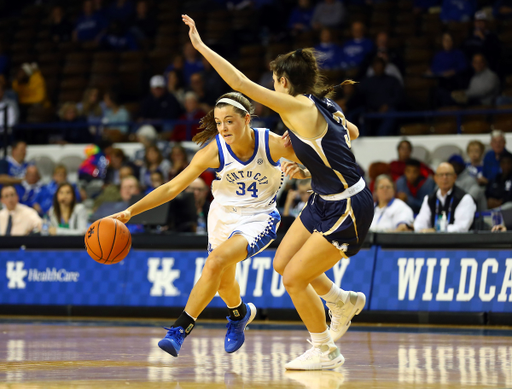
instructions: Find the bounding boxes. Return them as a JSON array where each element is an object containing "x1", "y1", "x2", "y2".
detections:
[
  {"x1": 436, "y1": 212, "x2": 447, "y2": 232},
  {"x1": 196, "y1": 212, "x2": 206, "y2": 234},
  {"x1": 492, "y1": 209, "x2": 504, "y2": 229},
  {"x1": 41, "y1": 215, "x2": 49, "y2": 236}
]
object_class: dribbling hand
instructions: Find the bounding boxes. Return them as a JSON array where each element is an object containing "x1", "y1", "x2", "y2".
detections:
[
  {"x1": 281, "y1": 161, "x2": 309, "y2": 179},
  {"x1": 108, "y1": 210, "x2": 132, "y2": 224},
  {"x1": 182, "y1": 14, "x2": 204, "y2": 50}
]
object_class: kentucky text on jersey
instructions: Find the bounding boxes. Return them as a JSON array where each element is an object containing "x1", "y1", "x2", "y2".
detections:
[{"x1": 225, "y1": 171, "x2": 269, "y2": 185}]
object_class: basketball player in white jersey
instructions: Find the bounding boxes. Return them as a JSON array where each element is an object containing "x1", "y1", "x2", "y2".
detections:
[{"x1": 111, "y1": 92, "x2": 301, "y2": 357}]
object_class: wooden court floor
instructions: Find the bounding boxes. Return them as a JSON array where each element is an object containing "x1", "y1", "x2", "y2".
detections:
[{"x1": 0, "y1": 319, "x2": 511, "y2": 389}]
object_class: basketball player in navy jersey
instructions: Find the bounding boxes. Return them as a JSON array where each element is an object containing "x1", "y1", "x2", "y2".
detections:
[
  {"x1": 111, "y1": 92, "x2": 302, "y2": 357},
  {"x1": 183, "y1": 15, "x2": 374, "y2": 370}
]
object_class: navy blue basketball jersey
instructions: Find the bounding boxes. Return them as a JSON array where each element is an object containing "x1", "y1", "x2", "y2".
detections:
[{"x1": 287, "y1": 94, "x2": 362, "y2": 196}]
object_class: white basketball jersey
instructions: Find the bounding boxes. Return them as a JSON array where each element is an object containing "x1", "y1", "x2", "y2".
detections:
[{"x1": 212, "y1": 128, "x2": 283, "y2": 209}]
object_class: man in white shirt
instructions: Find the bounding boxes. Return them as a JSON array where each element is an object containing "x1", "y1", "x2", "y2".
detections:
[
  {"x1": 0, "y1": 185, "x2": 42, "y2": 236},
  {"x1": 414, "y1": 163, "x2": 476, "y2": 232}
]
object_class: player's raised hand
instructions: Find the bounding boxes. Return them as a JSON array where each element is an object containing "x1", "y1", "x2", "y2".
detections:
[
  {"x1": 281, "y1": 161, "x2": 310, "y2": 179},
  {"x1": 108, "y1": 209, "x2": 132, "y2": 224},
  {"x1": 182, "y1": 14, "x2": 203, "y2": 50}
]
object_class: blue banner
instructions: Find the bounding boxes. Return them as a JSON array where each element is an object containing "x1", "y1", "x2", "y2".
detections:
[
  {"x1": 370, "y1": 248, "x2": 512, "y2": 312},
  {"x1": 0, "y1": 248, "x2": 376, "y2": 309}
]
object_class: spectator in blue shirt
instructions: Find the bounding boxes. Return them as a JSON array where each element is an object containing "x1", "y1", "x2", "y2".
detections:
[
  {"x1": 314, "y1": 28, "x2": 342, "y2": 70},
  {"x1": 16, "y1": 165, "x2": 47, "y2": 210},
  {"x1": 483, "y1": 130, "x2": 512, "y2": 183},
  {"x1": 440, "y1": 0, "x2": 476, "y2": 22},
  {"x1": 73, "y1": 0, "x2": 108, "y2": 42},
  {"x1": 99, "y1": 22, "x2": 138, "y2": 51},
  {"x1": 340, "y1": 21, "x2": 374, "y2": 71},
  {"x1": 287, "y1": 0, "x2": 314, "y2": 34},
  {"x1": 166, "y1": 43, "x2": 204, "y2": 87},
  {"x1": 34, "y1": 164, "x2": 82, "y2": 215},
  {"x1": 6, "y1": 140, "x2": 30, "y2": 180},
  {"x1": 428, "y1": 32, "x2": 467, "y2": 91}
]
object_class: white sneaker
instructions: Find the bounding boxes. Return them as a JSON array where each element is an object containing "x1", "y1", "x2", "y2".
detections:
[
  {"x1": 327, "y1": 291, "x2": 366, "y2": 341},
  {"x1": 285, "y1": 370, "x2": 345, "y2": 389},
  {"x1": 285, "y1": 340, "x2": 345, "y2": 370}
]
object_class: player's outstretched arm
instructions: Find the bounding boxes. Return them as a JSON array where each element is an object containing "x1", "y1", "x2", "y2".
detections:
[
  {"x1": 109, "y1": 142, "x2": 219, "y2": 223},
  {"x1": 182, "y1": 14, "x2": 301, "y2": 116}
]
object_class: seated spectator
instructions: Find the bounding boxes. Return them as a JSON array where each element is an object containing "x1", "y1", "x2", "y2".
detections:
[
  {"x1": 139, "y1": 144, "x2": 170, "y2": 189},
  {"x1": 414, "y1": 162, "x2": 476, "y2": 232},
  {"x1": 49, "y1": 5, "x2": 73, "y2": 43},
  {"x1": 448, "y1": 154, "x2": 486, "y2": 211},
  {"x1": 450, "y1": 54, "x2": 500, "y2": 106},
  {"x1": 16, "y1": 165, "x2": 46, "y2": 210},
  {"x1": 483, "y1": 130, "x2": 512, "y2": 183},
  {"x1": 103, "y1": 90, "x2": 130, "y2": 136},
  {"x1": 167, "y1": 69, "x2": 186, "y2": 107},
  {"x1": 340, "y1": 21, "x2": 374, "y2": 71},
  {"x1": 185, "y1": 177, "x2": 211, "y2": 234},
  {"x1": 92, "y1": 164, "x2": 134, "y2": 210},
  {"x1": 107, "y1": 0, "x2": 135, "y2": 25},
  {"x1": 165, "y1": 42, "x2": 204, "y2": 86},
  {"x1": 73, "y1": 0, "x2": 108, "y2": 43},
  {"x1": 138, "y1": 75, "x2": 181, "y2": 131},
  {"x1": 57, "y1": 102, "x2": 92, "y2": 144},
  {"x1": 34, "y1": 164, "x2": 82, "y2": 215},
  {"x1": 390, "y1": 139, "x2": 433, "y2": 182},
  {"x1": 48, "y1": 183, "x2": 88, "y2": 236},
  {"x1": 311, "y1": 0, "x2": 346, "y2": 30},
  {"x1": 77, "y1": 87, "x2": 107, "y2": 124},
  {"x1": 427, "y1": 32, "x2": 467, "y2": 91},
  {"x1": 287, "y1": 0, "x2": 314, "y2": 35},
  {"x1": 494, "y1": 0, "x2": 512, "y2": 20},
  {"x1": 0, "y1": 83, "x2": 19, "y2": 132},
  {"x1": 99, "y1": 22, "x2": 138, "y2": 51},
  {"x1": 365, "y1": 31, "x2": 403, "y2": 85},
  {"x1": 440, "y1": 0, "x2": 475, "y2": 22},
  {"x1": 355, "y1": 57, "x2": 403, "y2": 136},
  {"x1": 465, "y1": 140, "x2": 485, "y2": 183},
  {"x1": 283, "y1": 179, "x2": 312, "y2": 218},
  {"x1": 105, "y1": 148, "x2": 128, "y2": 185},
  {"x1": 189, "y1": 72, "x2": 217, "y2": 112},
  {"x1": 12, "y1": 63, "x2": 48, "y2": 109},
  {"x1": 130, "y1": 0, "x2": 156, "y2": 43},
  {"x1": 370, "y1": 174, "x2": 414, "y2": 232},
  {"x1": 0, "y1": 140, "x2": 29, "y2": 186},
  {"x1": 171, "y1": 92, "x2": 206, "y2": 141},
  {"x1": 0, "y1": 185, "x2": 42, "y2": 235},
  {"x1": 486, "y1": 153, "x2": 512, "y2": 210},
  {"x1": 396, "y1": 158, "x2": 436, "y2": 213},
  {"x1": 168, "y1": 144, "x2": 189, "y2": 180},
  {"x1": 78, "y1": 142, "x2": 111, "y2": 183},
  {"x1": 133, "y1": 124, "x2": 162, "y2": 166},
  {"x1": 463, "y1": 11, "x2": 501, "y2": 72},
  {"x1": 315, "y1": 28, "x2": 342, "y2": 70},
  {"x1": 92, "y1": 175, "x2": 141, "y2": 220},
  {"x1": 144, "y1": 170, "x2": 164, "y2": 194}
]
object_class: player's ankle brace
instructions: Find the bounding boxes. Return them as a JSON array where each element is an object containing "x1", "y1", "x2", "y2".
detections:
[
  {"x1": 172, "y1": 311, "x2": 196, "y2": 337},
  {"x1": 227, "y1": 301, "x2": 247, "y2": 321}
]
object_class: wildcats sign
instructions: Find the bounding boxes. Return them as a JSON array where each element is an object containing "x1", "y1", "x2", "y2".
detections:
[{"x1": 371, "y1": 249, "x2": 512, "y2": 312}]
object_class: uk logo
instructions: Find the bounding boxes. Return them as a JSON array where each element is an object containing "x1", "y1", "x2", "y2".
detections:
[
  {"x1": 147, "y1": 258, "x2": 181, "y2": 297},
  {"x1": 6, "y1": 261, "x2": 28, "y2": 289}
]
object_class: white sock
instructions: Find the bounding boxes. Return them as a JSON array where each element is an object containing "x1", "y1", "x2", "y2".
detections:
[
  {"x1": 320, "y1": 283, "x2": 349, "y2": 304},
  {"x1": 310, "y1": 329, "x2": 332, "y2": 346}
]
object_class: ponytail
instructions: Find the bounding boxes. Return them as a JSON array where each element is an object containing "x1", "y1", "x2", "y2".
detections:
[{"x1": 319, "y1": 80, "x2": 358, "y2": 99}]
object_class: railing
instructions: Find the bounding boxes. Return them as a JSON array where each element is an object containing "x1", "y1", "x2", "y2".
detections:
[{"x1": 363, "y1": 108, "x2": 512, "y2": 134}]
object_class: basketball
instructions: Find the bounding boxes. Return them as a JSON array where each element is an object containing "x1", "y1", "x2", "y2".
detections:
[{"x1": 84, "y1": 218, "x2": 132, "y2": 265}]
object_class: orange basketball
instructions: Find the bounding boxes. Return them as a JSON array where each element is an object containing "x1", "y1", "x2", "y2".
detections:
[{"x1": 84, "y1": 218, "x2": 132, "y2": 265}]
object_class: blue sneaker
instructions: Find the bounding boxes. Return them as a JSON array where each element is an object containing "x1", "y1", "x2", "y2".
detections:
[
  {"x1": 224, "y1": 302, "x2": 256, "y2": 353},
  {"x1": 158, "y1": 327, "x2": 185, "y2": 357}
]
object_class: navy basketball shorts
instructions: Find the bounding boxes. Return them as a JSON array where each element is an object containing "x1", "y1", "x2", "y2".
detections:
[{"x1": 299, "y1": 187, "x2": 374, "y2": 257}]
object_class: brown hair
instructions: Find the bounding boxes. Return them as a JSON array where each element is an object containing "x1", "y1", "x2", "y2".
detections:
[
  {"x1": 53, "y1": 183, "x2": 76, "y2": 224},
  {"x1": 144, "y1": 144, "x2": 163, "y2": 167},
  {"x1": 467, "y1": 140, "x2": 485, "y2": 155},
  {"x1": 269, "y1": 48, "x2": 356, "y2": 99},
  {"x1": 193, "y1": 92, "x2": 254, "y2": 146}
]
